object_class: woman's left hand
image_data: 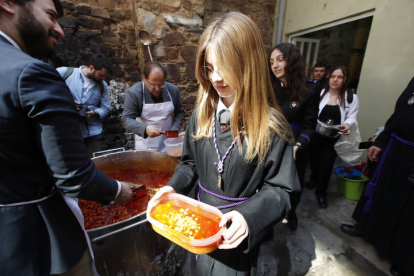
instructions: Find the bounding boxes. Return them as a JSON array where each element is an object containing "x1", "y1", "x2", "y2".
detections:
[
  {"x1": 338, "y1": 123, "x2": 350, "y2": 135},
  {"x1": 218, "y1": 210, "x2": 249, "y2": 249}
]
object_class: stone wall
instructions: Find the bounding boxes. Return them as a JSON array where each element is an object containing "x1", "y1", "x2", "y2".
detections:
[
  {"x1": 204, "y1": 0, "x2": 276, "y2": 50},
  {"x1": 57, "y1": 0, "x2": 277, "y2": 151}
]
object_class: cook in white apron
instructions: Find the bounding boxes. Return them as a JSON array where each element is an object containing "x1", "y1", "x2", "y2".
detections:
[
  {"x1": 0, "y1": 190, "x2": 98, "y2": 275},
  {"x1": 135, "y1": 82, "x2": 175, "y2": 152}
]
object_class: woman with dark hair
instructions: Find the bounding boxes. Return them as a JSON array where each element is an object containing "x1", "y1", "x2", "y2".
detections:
[
  {"x1": 269, "y1": 43, "x2": 320, "y2": 231},
  {"x1": 310, "y1": 66, "x2": 359, "y2": 208}
]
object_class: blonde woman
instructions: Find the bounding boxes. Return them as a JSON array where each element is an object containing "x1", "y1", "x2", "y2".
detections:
[{"x1": 148, "y1": 12, "x2": 299, "y2": 275}]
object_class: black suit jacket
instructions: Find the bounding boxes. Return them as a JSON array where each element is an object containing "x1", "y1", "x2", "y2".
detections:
[{"x1": 0, "y1": 35, "x2": 118, "y2": 275}]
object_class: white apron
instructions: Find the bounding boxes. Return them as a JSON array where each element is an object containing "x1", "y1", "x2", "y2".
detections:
[
  {"x1": 135, "y1": 82, "x2": 174, "y2": 152},
  {"x1": 0, "y1": 190, "x2": 98, "y2": 275}
]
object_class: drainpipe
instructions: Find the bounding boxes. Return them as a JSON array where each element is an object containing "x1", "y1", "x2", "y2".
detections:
[{"x1": 276, "y1": 0, "x2": 286, "y2": 45}]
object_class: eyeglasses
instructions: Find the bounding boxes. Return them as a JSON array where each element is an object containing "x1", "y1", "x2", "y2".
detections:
[
  {"x1": 201, "y1": 66, "x2": 221, "y2": 79},
  {"x1": 146, "y1": 80, "x2": 165, "y2": 89}
]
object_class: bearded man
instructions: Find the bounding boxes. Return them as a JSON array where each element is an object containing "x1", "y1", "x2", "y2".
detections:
[
  {"x1": 57, "y1": 57, "x2": 113, "y2": 158},
  {"x1": 0, "y1": 0, "x2": 132, "y2": 275}
]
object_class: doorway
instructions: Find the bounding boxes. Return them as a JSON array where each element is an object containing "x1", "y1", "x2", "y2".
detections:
[{"x1": 291, "y1": 16, "x2": 373, "y2": 92}]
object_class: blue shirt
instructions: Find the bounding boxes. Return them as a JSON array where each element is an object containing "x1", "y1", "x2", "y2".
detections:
[{"x1": 56, "y1": 66, "x2": 110, "y2": 138}]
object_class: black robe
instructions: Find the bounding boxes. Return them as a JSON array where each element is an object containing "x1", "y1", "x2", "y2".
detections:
[
  {"x1": 167, "y1": 112, "x2": 300, "y2": 276},
  {"x1": 353, "y1": 77, "x2": 414, "y2": 275}
]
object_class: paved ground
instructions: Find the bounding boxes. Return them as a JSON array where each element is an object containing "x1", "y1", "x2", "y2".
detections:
[{"x1": 271, "y1": 170, "x2": 392, "y2": 276}]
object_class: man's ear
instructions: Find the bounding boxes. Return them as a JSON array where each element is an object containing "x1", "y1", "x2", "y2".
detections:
[
  {"x1": 142, "y1": 74, "x2": 146, "y2": 81},
  {"x1": 0, "y1": 0, "x2": 17, "y2": 15},
  {"x1": 88, "y1": 65, "x2": 95, "y2": 71}
]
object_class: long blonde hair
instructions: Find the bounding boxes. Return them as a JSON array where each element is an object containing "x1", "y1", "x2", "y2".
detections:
[{"x1": 194, "y1": 12, "x2": 292, "y2": 164}]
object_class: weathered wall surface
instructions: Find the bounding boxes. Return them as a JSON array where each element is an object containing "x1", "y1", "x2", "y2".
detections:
[{"x1": 57, "y1": 0, "x2": 277, "y2": 150}]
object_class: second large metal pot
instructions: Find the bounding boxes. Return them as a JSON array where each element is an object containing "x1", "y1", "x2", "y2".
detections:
[
  {"x1": 87, "y1": 150, "x2": 188, "y2": 276},
  {"x1": 315, "y1": 120, "x2": 341, "y2": 138}
]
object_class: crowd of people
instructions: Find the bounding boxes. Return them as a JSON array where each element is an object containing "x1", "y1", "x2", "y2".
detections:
[{"x1": 0, "y1": 0, "x2": 412, "y2": 275}]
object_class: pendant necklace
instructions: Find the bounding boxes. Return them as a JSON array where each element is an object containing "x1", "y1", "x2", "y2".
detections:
[
  {"x1": 408, "y1": 91, "x2": 414, "y2": 105},
  {"x1": 212, "y1": 114, "x2": 240, "y2": 189}
]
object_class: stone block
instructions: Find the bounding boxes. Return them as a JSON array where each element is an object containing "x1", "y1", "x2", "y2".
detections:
[
  {"x1": 78, "y1": 17, "x2": 103, "y2": 30},
  {"x1": 182, "y1": 94, "x2": 197, "y2": 104},
  {"x1": 153, "y1": 46, "x2": 167, "y2": 58},
  {"x1": 153, "y1": 0, "x2": 181, "y2": 8},
  {"x1": 166, "y1": 48, "x2": 179, "y2": 59},
  {"x1": 61, "y1": 1, "x2": 75, "y2": 10},
  {"x1": 77, "y1": 30, "x2": 102, "y2": 37},
  {"x1": 112, "y1": 64, "x2": 124, "y2": 77},
  {"x1": 186, "y1": 61, "x2": 196, "y2": 81},
  {"x1": 89, "y1": 45, "x2": 102, "y2": 54},
  {"x1": 126, "y1": 34, "x2": 136, "y2": 46},
  {"x1": 136, "y1": 9, "x2": 156, "y2": 34},
  {"x1": 94, "y1": 35, "x2": 123, "y2": 45},
  {"x1": 96, "y1": 0, "x2": 116, "y2": 9},
  {"x1": 165, "y1": 64, "x2": 180, "y2": 81},
  {"x1": 180, "y1": 46, "x2": 197, "y2": 61},
  {"x1": 76, "y1": 5, "x2": 91, "y2": 15},
  {"x1": 131, "y1": 73, "x2": 141, "y2": 82},
  {"x1": 91, "y1": 7, "x2": 110, "y2": 19},
  {"x1": 164, "y1": 13, "x2": 202, "y2": 28},
  {"x1": 58, "y1": 16, "x2": 76, "y2": 28},
  {"x1": 163, "y1": 32, "x2": 183, "y2": 46}
]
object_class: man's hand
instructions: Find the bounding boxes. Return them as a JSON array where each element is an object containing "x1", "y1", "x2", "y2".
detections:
[
  {"x1": 218, "y1": 210, "x2": 249, "y2": 250},
  {"x1": 146, "y1": 125, "x2": 162, "y2": 138},
  {"x1": 86, "y1": 111, "x2": 95, "y2": 119},
  {"x1": 114, "y1": 182, "x2": 133, "y2": 204},
  {"x1": 368, "y1": 146, "x2": 383, "y2": 162},
  {"x1": 338, "y1": 123, "x2": 350, "y2": 135}
]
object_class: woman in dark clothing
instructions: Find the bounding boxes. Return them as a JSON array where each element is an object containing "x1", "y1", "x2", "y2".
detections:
[
  {"x1": 269, "y1": 43, "x2": 320, "y2": 231},
  {"x1": 310, "y1": 66, "x2": 359, "y2": 208},
  {"x1": 148, "y1": 12, "x2": 299, "y2": 276},
  {"x1": 341, "y1": 77, "x2": 414, "y2": 276}
]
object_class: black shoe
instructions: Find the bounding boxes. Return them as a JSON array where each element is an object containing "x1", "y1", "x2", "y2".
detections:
[
  {"x1": 340, "y1": 224, "x2": 363, "y2": 237},
  {"x1": 316, "y1": 195, "x2": 328, "y2": 208},
  {"x1": 306, "y1": 179, "x2": 316, "y2": 189},
  {"x1": 287, "y1": 213, "x2": 298, "y2": 231},
  {"x1": 390, "y1": 264, "x2": 407, "y2": 276}
]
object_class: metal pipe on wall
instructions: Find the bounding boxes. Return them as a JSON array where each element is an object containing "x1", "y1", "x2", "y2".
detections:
[{"x1": 276, "y1": 0, "x2": 286, "y2": 45}]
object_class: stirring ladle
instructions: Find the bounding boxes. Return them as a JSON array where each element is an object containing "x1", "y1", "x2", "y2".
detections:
[{"x1": 139, "y1": 30, "x2": 153, "y2": 61}]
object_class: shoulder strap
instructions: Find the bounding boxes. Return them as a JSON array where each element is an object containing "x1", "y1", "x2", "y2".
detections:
[
  {"x1": 98, "y1": 81, "x2": 104, "y2": 93},
  {"x1": 63, "y1": 67, "x2": 74, "y2": 80},
  {"x1": 347, "y1": 90, "x2": 354, "y2": 104}
]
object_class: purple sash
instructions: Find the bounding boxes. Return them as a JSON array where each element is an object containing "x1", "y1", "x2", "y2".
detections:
[
  {"x1": 196, "y1": 180, "x2": 249, "y2": 210},
  {"x1": 363, "y1": 133, "x2": 414, "y2": 213}
]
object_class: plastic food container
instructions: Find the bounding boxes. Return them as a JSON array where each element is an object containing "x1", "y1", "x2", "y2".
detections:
[
  {"x1": 164, "y1": 136, "x2": 184, "y2": 157},
  {"x1": 147, "y1": 193, "x2": 223, "y2": 254}
]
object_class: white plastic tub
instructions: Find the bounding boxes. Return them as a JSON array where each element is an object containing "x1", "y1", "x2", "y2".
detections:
[
  {"x1": 147, "y1": 193, "x2": 223, "y2": 254},
  {"x1": 164, "y1": 136, "x2": 184, "y2": 157}
]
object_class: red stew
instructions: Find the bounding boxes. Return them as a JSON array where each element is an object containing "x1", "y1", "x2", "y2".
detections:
[{"x1": 79, "y1": 167, "x2": 173, "y2": 230}]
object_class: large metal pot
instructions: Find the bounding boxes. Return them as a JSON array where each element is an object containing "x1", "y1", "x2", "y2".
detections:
[
  {"x1": 88, "y1": 150, "x2": 188, "y2": 276},
  {"x1": 315, "y1": 120, "x2": 341, "y2": 138}
]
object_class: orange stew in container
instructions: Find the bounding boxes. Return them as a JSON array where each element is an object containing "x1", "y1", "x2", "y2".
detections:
[{"x1": 147, "y1": 194, "x2": 224, "y2": 254}]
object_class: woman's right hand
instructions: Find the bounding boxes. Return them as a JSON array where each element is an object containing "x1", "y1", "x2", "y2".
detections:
[
  {"x1": 147, "y1": 186, "x2": 175, "y2": 213},
  {"x1": 368, "y1": 146, "x2": 383, "y2": 162}
]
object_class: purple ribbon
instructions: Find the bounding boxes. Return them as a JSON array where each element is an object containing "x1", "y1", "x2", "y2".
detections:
[
  {"x1": 196, "y1": 180, "x2": 249, "y2": 210},
  {"x1": 363, "y1": 133, "x2": 414, "y2": 213},
  {"x1": 300, "y1": 134, "x2": 310, "y2": 142}
]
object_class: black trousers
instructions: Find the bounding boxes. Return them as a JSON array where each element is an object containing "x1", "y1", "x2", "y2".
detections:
[
  {"x1": 84, "y1": 135, "x2": 102, "y2": 158},
  {"x1": 310, "y1": 133, "x2": 339, "y2": 196},
  {"x1": 289, "y1": 147, "x2": 309, "y2": 215}
]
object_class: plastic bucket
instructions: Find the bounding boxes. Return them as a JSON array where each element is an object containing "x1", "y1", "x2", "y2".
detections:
[{"x1": 336, "y1": 174, "x2": 369, "y2": 200}]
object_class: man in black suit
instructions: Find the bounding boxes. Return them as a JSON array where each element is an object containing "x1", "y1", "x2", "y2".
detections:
[{"x1": 0, "y1": 0, "x2": 132, "y2": 275}]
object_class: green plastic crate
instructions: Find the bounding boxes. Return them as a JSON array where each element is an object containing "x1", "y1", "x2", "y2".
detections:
[{"x1": 337, "y1": 174, "x2": 369, "y2": 200}]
